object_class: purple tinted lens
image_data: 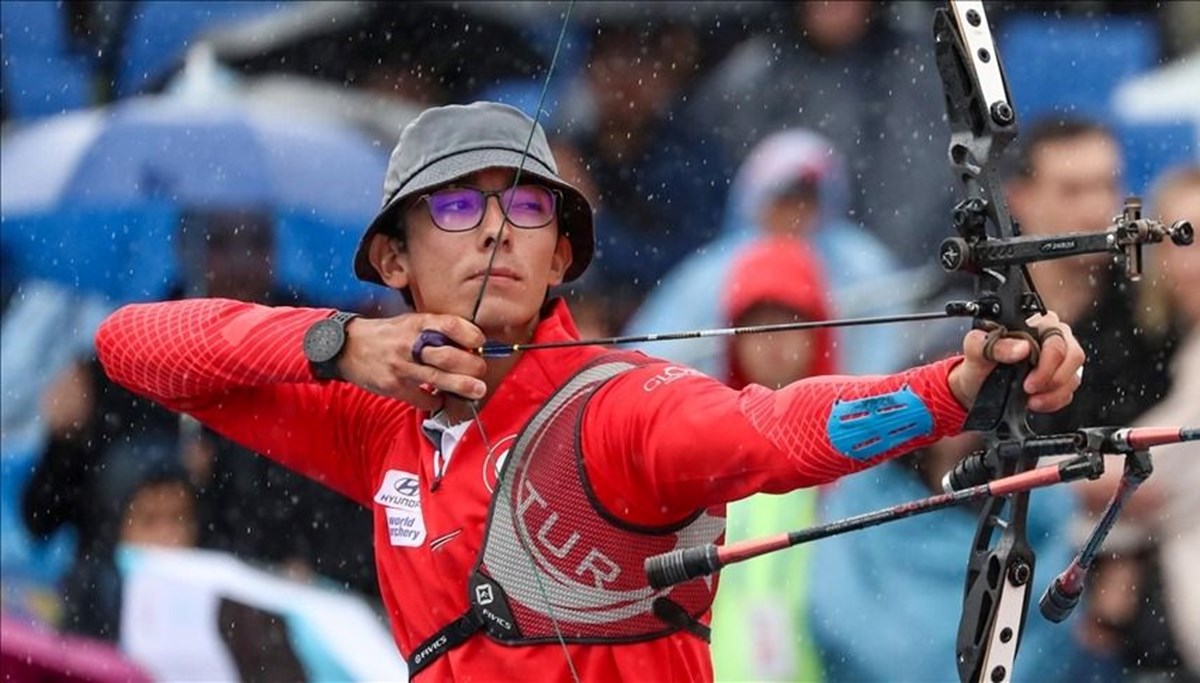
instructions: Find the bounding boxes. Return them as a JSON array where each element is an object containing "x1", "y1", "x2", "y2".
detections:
[
  {"x1": 427, "y1": 188, "x2": 485, "y2": 231},
  {"x1": 502, "y1": 186, "x2": 555, "y2": 227}
]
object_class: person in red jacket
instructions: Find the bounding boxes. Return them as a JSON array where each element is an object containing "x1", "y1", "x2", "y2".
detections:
[{"x1": 94, "y1": 102, "x2": 1085, "y2": 682}]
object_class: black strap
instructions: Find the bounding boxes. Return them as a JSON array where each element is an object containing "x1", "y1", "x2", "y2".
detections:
[
  {"x1": 652, "y1": 598, "x2": 711, "y2": 643},
  {"x1": 406, "y1": 610, "x2": 484, "y2": 678}
]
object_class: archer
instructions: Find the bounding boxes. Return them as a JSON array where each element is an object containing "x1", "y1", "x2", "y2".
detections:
[{"x1": 94, "y1": 100, "x2": 1086, "y2": 681}]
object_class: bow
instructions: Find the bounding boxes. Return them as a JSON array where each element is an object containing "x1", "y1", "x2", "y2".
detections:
[
  {"x1": 638, "y1": 2, "x2": 1190, "y2": 676},
  {"x1": 419, "y1": 2, "x2": 1195, "y2": 681},
  {"x1": 641, "y1": 2, "x2": 1191, "y2": 682}
]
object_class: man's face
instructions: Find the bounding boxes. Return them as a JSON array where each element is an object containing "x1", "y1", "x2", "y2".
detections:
[
  {"x1": 759, "y1": 185, "x2": 821, "y2": 238},
  {"x1": 120, "y1": 482, "x2": 197, "y2": 548},
  {"x1": 800, "y1": 1, "x2": 872, "y2": 53},
  {"x1": 1009, "y1": 132, "x2": 1123, "y2": 238},
  {"x1": 393, "y1": 168, "x2": 573, "y2": 335}
]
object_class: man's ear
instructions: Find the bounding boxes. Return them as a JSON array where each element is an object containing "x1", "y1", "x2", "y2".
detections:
[
  {"x1": 548, "y1": 234, "x2": 574, "y2": 287},
  {"x1": 367, "y1": 233, "x2": 410, "y2": 289}
]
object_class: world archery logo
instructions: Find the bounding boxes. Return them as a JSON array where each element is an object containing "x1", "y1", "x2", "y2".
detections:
[{"x1": 374, "y1": 469, "x2": 426, "y2": 548}]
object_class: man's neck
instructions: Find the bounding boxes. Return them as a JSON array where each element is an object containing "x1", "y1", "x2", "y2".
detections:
[{"x1": 442, "y1": 351, "x2": 520, "y2": 424}]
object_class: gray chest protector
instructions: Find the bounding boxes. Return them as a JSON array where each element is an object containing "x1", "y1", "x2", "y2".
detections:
[{"x1": 407, "y1": 354, "x2": 725, "y2": 677}]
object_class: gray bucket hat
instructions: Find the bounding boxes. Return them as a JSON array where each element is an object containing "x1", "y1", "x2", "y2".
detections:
[{"x1": 354, "y1": 101, "x2": 595, "y2": 286}]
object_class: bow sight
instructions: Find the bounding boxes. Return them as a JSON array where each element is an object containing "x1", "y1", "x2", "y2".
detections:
[{"x1": 939, "y1": 196, "x2": 1194, "y2": 283}]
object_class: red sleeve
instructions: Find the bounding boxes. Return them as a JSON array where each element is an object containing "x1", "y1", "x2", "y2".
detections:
[
  {"x1": 95, "y1": 299, "x2": 407, "y2": 506},
  {"x1": 581, "y1": 357, "x2": 968, "y2": 526}
]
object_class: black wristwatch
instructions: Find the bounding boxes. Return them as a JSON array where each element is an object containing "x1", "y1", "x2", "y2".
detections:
[{"x1": 303, "y1": 311, "x2": 360, "y2": 381}]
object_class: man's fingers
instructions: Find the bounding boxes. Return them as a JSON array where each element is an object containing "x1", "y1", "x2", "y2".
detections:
[
  {"x1": 422, "y1": 314, "x2": 486, "y2": 350},
  {"x1": 394, "y1": 384, "x2": 442, "y2": 411},
  {"x1": 1045, "y1": 338, "x2": 1085, "y2": 394},
  {"x1": 1023, "y1": 332, "x2": 1066, "y2": 393},
  {"x1": 1029, "y1": 389, "x2": 1074, "y2": 413},
  {"x1": 427, "y1": 370, "x2": 487, "y2": 400},
  {"x1": 404, "y1": 360, "x2": 486, "y2": 399},
  {"x1": 419, "y1": 344, "x2": 488, "y2": 379},
  {"x1": 962, "y1": 329, "x2": 993, "y2": 364},
  {"x1": 988, "y1": 337, "x2": 1033, "y2": 364}
]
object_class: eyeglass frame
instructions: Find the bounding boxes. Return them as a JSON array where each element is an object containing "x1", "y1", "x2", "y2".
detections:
[{"x1": 408, "y1": 184, "x2": 563, "y2": 233}]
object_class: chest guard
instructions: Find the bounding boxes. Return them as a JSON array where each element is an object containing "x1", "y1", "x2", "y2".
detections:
[{"x1": 407, "y1": 353, "x2": 725, "y2": 677}]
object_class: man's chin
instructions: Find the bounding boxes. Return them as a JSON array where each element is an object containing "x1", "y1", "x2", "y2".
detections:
[{"x1": 473, "y1": 301, "x2": 541, "y2": 341}]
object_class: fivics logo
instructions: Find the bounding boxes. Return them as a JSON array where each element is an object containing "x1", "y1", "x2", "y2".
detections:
[{"x1": 475, "y1": 584, "x2": 495, "y2": 606}]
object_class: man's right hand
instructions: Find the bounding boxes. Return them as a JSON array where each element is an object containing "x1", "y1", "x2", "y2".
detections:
[{"x1": 338, "y1": 313, "x2": 487, "y2": 410}]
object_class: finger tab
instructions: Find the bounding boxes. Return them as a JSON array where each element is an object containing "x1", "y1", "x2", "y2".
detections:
[{"x1": 413, "y1": 329, "x2": 455, "y2": 364}]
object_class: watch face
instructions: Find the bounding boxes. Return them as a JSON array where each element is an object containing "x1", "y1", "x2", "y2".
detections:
[{"x1": 304, "y1": 319, "x2": 345, "y2": 364}]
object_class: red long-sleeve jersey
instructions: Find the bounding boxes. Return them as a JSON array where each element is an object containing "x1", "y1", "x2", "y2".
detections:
[{"x1": 95, "y1": 297, "x2": 967, "y2": 681}]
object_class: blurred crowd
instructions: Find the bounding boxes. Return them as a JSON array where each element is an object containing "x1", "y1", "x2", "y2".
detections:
[{"x1": 1, "y1": 1, "x2": 1198, "y2": 681}]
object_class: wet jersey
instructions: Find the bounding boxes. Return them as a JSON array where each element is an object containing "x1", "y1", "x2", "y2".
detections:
[{"x1": 96, "y1": 297, "x2": 967, "y2": 681}]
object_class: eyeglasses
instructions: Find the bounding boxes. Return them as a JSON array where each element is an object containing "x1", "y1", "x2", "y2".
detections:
[{"x1": 417, "y1": 185, "x2": 559, "y2": 233}]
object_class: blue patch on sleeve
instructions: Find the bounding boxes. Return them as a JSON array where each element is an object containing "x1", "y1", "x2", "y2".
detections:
[{"x1": 826, "y1": 385, "x2": 934, "y2": 461}]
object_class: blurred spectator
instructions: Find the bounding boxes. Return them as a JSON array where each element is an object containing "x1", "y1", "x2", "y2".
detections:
[
  {"x1": 1004, "y1": 117, "x2": 1177, "y2": 434},
  {"x1": 709, "y1": 237, "x2": 830, "y2": 681},
  {"x1": 688, "y1": 1, "x2": 955, "y2": 268},
  {"x1": 24, "y1": 209, "x2": 378, "y2": 605},
  {"x1": 549, "y1": 140, "x2": 625, "y2": 339},
  {"x1": 49, "y1": 438, "x2": 197, "y2": 640},
  {"x1": 0, "y1": 253, "x2": 112, "y2": 459},
  {"x1": 1072, "y1": 165, "x2": 1200, "y2": 677},
  {"x1": 556, "y1": 19, "x2": 729, "y2": 311},
  {"x1": 1, "y1": 248, "x2": 113, "y2": 619},
  {"x1": 625, "y1": 129, "x2": 912, "y2": 377},
  {"x1": 1003, "y1": 120, "x2": 1175, "y2": 672}
]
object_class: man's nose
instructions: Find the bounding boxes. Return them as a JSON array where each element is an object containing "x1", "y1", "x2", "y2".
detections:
[{"x1": 477, "y1": 194, "x2": 512, "y2": 247}]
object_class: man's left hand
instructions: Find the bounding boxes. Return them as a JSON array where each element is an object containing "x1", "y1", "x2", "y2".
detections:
[{"x1": 948, "y1": 311, "x2": 1085, "y2": 412}]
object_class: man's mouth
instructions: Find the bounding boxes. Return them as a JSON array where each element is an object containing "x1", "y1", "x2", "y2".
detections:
[{"x1": 469, "y1": 268, "x2": 519, "y2": 281}]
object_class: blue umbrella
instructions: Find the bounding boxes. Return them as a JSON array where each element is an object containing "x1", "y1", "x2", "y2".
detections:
[{"x1": 1, "y1": 95, "x2": 389, "y2": 306}]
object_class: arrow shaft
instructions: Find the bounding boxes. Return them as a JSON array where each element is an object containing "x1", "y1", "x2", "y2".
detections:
[{"x1": 479, "y1": 309, "x2": 970, "y2": 357}]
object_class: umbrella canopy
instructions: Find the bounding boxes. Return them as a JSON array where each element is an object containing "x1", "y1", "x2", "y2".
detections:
[
  {"x1": 1, "y1": 95, "x2": 384, "y2": 218},
  {"x1": 0, "y1": 95, "x2": 389, "y2": 306},
  {"x1": 0, "y1": 615, "x2": 153, "y2": 683},
  {"x1": 200, "y1": 2, "x2": 548, "y2": 103}
]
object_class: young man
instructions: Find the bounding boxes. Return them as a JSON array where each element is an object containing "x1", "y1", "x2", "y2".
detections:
[
  {"x1": 1006, "y1": 117, "x2": 1175, "y2": 436},
  {"x1": 95, "y1": 102, "x2": 1085, "y2": 681}
]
